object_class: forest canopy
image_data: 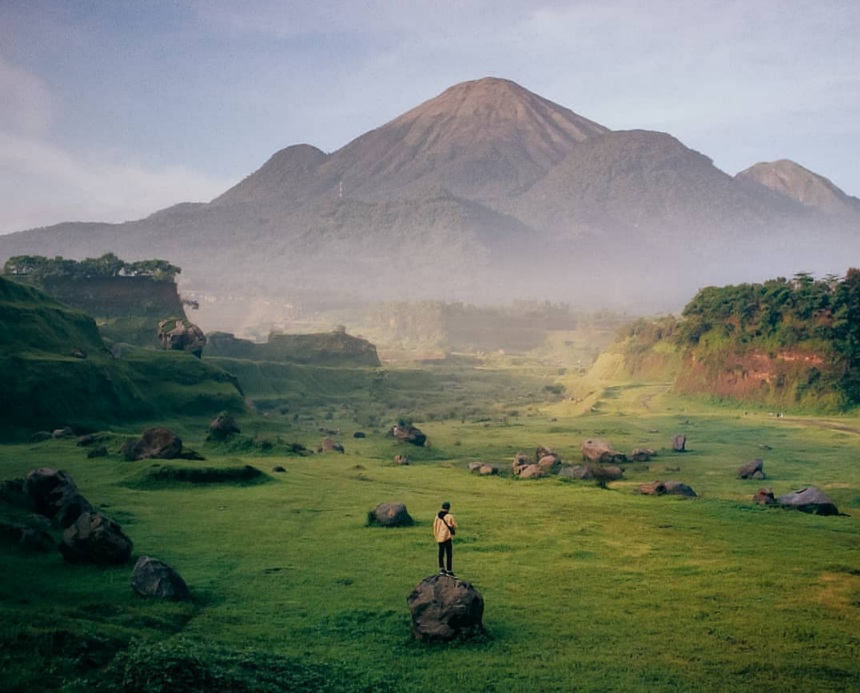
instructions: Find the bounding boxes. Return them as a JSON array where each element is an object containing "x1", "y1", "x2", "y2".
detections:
[{"x1": 3, "y1": 253, "x2": 181, "y2": 283}]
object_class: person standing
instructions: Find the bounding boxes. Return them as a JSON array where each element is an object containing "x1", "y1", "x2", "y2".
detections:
[{"x1": 433, "y1": 501, "x2": 458, "y2": 576}]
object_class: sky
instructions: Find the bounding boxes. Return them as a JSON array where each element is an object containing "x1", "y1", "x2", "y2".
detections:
[{"x1": 1, "y1": 0, "x2": 858, "y2": 235}]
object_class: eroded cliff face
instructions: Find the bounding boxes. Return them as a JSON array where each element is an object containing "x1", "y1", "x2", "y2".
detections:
[
  {"x1": 674, "y1": 348, "x2": 842, "y2": 408},
  {"x1": 42, "y1": 276, "x2": 184, "y2": 319}
]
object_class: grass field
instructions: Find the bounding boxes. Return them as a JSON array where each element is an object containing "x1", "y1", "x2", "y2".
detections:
[{"x1": 2, "y1": 352, "x2": 859, "y2": 692}]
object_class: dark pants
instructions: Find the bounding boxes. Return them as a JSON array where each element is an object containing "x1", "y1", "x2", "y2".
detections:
[{"x1": 437, "y1": 539, "x2": 453, "y2": 571}]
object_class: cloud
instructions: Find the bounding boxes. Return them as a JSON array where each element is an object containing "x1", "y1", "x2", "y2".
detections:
[
  {"x1": 0, "y1": 133, "x2": 235, "y2": 234},
  {"x1": 0, "y1": 54, "x2": 54, "y2": 137}
]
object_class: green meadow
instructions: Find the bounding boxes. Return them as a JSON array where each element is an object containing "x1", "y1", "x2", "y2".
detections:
[{"x1": 2, "y1": 350, "x2": 859, "y2": 692}]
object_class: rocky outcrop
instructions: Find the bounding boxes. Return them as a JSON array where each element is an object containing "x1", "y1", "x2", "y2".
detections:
[
  {"x1": 23, "y1": 468, "x2": 93, "y2": 528},
  {"x1": 777, "y1": 487, "x2": 839, "y2": 515},
  {"x1": 407, "y1": 574, "x2": 485, "y2": 642},
  {"x1": 131, "y1": 556, "x2": 192, "y2": 601},
  {"x1": 368, "y1": 502, "x2": 414, "y2": 527},
  {"x1": 122, "y1": 427, "x2": 203, "y2": 461}
]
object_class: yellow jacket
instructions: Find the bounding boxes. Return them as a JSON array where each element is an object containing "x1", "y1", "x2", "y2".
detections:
[{"x1": 433, "y1": 512, "x2": 457, "y2": 542}]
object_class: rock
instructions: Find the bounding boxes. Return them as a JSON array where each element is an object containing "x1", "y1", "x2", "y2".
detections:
[
  {"x1": 59, "y1": 511, "x2": 133, "y2": 564},
  {"x1": 23, "y1": 468, "x2": 93, "y2": 528},
  {"x1": 208, "y1": 413, "x2": 240, "y2": 439},
  {"x1": 272, "y1": 465, "x2": 286, "y2": 473},
  {"x1": 672, "y1": 434, "x2": 687, "y2": 452},
  {"x1": 559, "y1": 464, "x2": 623, "y2": 483},
  {"x1": 581, "y1": 439, "x2": 627, "y2": 464},
  {"x1": 70, "y1": 347, "x2": 87, "y2": 359},
  {"x1": 518, "y1": 464, "x2": 546, "y2": 479},
  {"x1": 512, "y1": 452, "x2": 532, "y2": 476},
  {"x1": 559, "y1": 465, "x2": 591, "y2": 480},
  {"x1": 537, "y1": 455, "x2": 561, "y2": 474},
  {"x1": 473, "y1": 464, "x2": 498, "y2": 476},
  {"x1": 353, "y1": 431, "x2": 366, "y2": 439},
  {"x1": 52, "y1": 427, "x2": 75, "y2": 439},
  {"x1": 320, "y1": 437, "x2": 345, "y2": 453},
  {"x1": 390, "y1": 423, "x2": 427, "y2": 447},
  {"x1": 663, "y1": 481, "x2": 697, "y2": 497},
  {"x1": 753, "y1": 487, "x2": 777, "y2": 505},
  {"x1": 636, "y1": 480, "x2": 697, "y2": 497},
  {"x1": 407, "y1": 574, "x2": 485, "y2": 642},
  {"x1": 631, "y1": 448, "x2": 655, "y2": 462},
  {"x1": 87, "y1": 445, "x2": 109, "y2": 459},
  {"x1": 777, "y1": 487, "x2": 839, "y2": 515},
  {"x1": 131, "y1": 556, "x2": 192, "y2": 601},
  {"x1": 369, "y1": 502, "x2": 414, "y2": 527},
  {"x1": 468, "y1": 462, "x2": 483, "y2": 472},
  {"x1": 157, "y1": 318, "x2": 207, "y2": 358},
  {"x1": 0, "y1": 522, "x2": 56, "y2": 551},
  {"x1": 123, "y1": 427, "x2": 184, "y2": 461},
  {"x1": 535, "y1": 446, "x2": 556, "y2": 461},
  {"x1": 394, "y1": 454, "x2": 410, "y2": 465},
  {"x1": 738, "y1": 458, "x2": 765, "y2": 479}
]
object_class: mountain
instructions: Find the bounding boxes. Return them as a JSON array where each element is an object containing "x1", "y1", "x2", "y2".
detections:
[
  {"x1": 736, "y1": 159, "x2": 860, "y2": 218},
  {"x1": 1, "y1": 77, "x2": 859, "y2": 327}
]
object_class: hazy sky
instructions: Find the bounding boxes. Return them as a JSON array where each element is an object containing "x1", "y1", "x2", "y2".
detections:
[{"x1": 1, "y1": 0, "x2": 858, "y2": 234}]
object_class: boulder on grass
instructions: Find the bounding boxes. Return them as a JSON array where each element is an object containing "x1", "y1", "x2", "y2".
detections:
[
  {"x1": 777, "y1": 487, "x2": 839, "y2": 516},
  {"x1": 512, "y1": 452, "x2": 531, "y2": 476},
  {"x1": 636, "y1": 480, "x2": 697, "y2": 497},
  {"x1": 472, "y1": 464, "x2": 498, "y2": 476},
  {"x1": 131, "y1": 556, "x2": 192, "y2": 601},
  {"x1": 369, "y1": 502, "x2": 414, "y2": 527},
  {"x1": 631, "y1": 448, "x2": 655, "y2": 462},
  {"x1": 753, "y1": 488, "x2": 777, "y2": 505},
  {"x1": 672, "y1": 434, "x2": 687, "y2": 452},
  {"x1": 60, "y1": 511, "x2": 133, "y2": 565},
  {"x1": 390, "y1": 423, "x2": 427, "y2": 447},
  {"x1": 581, "y1": 439, "x2": 626, "y2": 464},
  {"x1": 123, "y1": 427, "x2": 183, "y2": 461},
  {"x1": 407, "y1": 573, "x2": 484, "y2": 642},
  {"x1": 518, "y1": 464, "x2": 546, "y2": 479},
  {"x1": 319, "y1": 437, "x2": 345, "y2": 453},
  {"x1": 0, "y1": 522, "x2": 55, "y2": 551},
  {"x1": 208, "y1": 413, "x2": 240, "y2": 440},
  {"x1": 537, "y1": 455, "x2": 562, "y2": 474},
  {"x1": 23, "y1": 468, "x2": 94, "y2": 528},
  {"x1": 394, "y1": 454, "x2": 410, "y2": 465},
  {"x1": 737, "y1": 458, "x2": 765, "y2": 479}
]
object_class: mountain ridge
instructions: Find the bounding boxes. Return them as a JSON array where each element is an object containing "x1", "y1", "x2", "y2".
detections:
[{"x1": 2, "y1": 76, "x2": 858, "y2": 324}]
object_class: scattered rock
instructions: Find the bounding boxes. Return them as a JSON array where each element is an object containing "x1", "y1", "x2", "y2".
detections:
[
  {"x1": 737, "y1": 458, "x2": 765, "y2": 480},
  {"x1": 59, "y1": 511, "x2": 133, "y2": 565},
  {"x1": 777, "y1": 487, "x2": 839, "y2": 515},
  {"x1": 157, "y1": 318, "x2": 207, "y2": 358},
  {"x1": 23, "y1": 468, "x2": 93, "y2": 528},
  {"x1": 208, "y1": 413, "x2": 240, "y2": 440},
  {"x1": 753, "y1": 487, "x2": 777, "y2": 505},
  {"x1": 581, "y1": 439, "x2": 627, "y2": 464},
  {"x1": 319, "y1": 437, "x2": 345, "y2": 453},
  {"x1": 0, "y1": 522, "x2": 56, "y2": 551},
  {"x1": 636, "y1": 480, "x2": 697, "y2": 497},
  {"x1": 630, "y1": 448, "x2": 656, "y2": 462},
  {"x1": 131, "y1": 556, "x2": 192, "y2": 601},
  {"x1": 672, "y1": 434, "x2": 687, "y2": 452},
  {"x1": 369, "y1": 502, "x2": 414, "y2": 527},
  {"x1": 518, "y1": 464, "x2": 546, "y2": 479},
  {"x1": 390, "y1": 423, "x2": 427, "y2": 447},
  {"x1": 407, "y1": 574, "x2": 485, "y2": 642}
]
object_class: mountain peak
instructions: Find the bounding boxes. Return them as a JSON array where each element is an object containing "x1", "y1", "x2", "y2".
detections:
[{"x1": 736, "y1": 159, "x2": 860, "y2": 217}]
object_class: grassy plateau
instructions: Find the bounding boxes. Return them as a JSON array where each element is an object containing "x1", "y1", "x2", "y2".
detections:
[{"x1": 1, "y1": 345, "x2": 859, "y2": 692}]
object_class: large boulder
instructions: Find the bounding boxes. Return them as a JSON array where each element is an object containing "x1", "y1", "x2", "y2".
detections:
[
  {"x1": 368, "y1": 502, "x2": 414, "y2": 527},
  {"x1": 636, "y1": 480, "x2": 697, "y2": 497},
  {"x1": 777, "y1": 487, "x2": 839, "y2": 515},
  {"x1": 131, "y1": 556, "x2": 192, "y2": 601},
  {"x1": 512, "y1": 452, "x2": 531, "y2": 476},
  {"x1": 753, "y1": 487, "x2": 777, "y2": 505},
  {"x1": 23, "y1": 468, "x2": 94, "y2": 528},
  {"x1": 672, "y1": 434, "x2": 687, "y2": 452},
  {"x1": 157, "y1": 318, "x2": 207, "y2": 358},
  {"x1": 122, "y1": 427, "x2": 184, "y2": 461},
  {"x1": 59, "y1": 511, "x2": 133, "y2": 564},
  {"x1": 737, "y1": 458, "x2": 765, "y2": 479},
  {"x1": 390, "y1": 423, "x2": 427, "y2": 447},
  {"x1": 537, "y1": 455, "x2": 561, "y2": 474},
  {"x1": 518, "y1": 464, "x2": 546, "y2": 479},
  {"x1": 581, "y1": 439, "x2": 626, "y2": 464},
  {"x1": 407, "y1": 574, "x2": 485, "y2": 642}
]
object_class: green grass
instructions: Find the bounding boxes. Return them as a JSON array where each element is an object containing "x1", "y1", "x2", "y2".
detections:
[{"x1": 1, "y1": 352, "x2": 859, "y2": 692}]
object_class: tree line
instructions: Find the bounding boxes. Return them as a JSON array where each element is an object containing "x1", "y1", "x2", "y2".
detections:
[{"x1": 3, "y1": 253, "x2": 181, "y2": 283}]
